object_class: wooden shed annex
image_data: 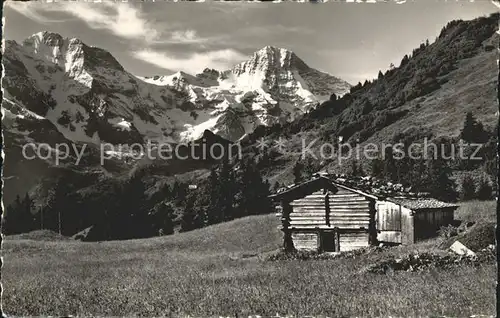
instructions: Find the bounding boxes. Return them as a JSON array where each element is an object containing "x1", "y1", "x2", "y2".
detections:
[{"x1": 269, "y1": 176, "x2": 459, "y2": 253}]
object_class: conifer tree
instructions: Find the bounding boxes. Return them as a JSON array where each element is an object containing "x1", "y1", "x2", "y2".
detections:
[
  {"x1": 154, "y1": 202, "x2": 175, "y2": 236},
  {"x1": 476, "y1": 177, "x2": 493, "y2": 200},
  {"x1": 460, "y1": 112, "x2": 488, "y2": 143},
  {"x1": 401, "y1": 54, "x2": 410, "y2": 66},
  {"x1": 180, "y1": 194, "x2": 205, "y2": 232},
  {"x1": 370, "y1": 157, "x2": 384, "y2": 179},
  {"x1": 382, "y1": 147, "x2": 398, "y2": 182},
  {"x1": 351, "y1": 160, "x2": 359, "y2": 176},
  {"x1": 206, "y1": 157, "x2": 236, "y2": 224},
  {"x1": 2, "y1": 194, "x2": 34, "y2": 234},
  {"x1": 293, "y1": 161, "x2": 305, "y2": 184},
  {"x1": 236, "y1": 159, "x2": 272, "y2": 217},
  {"x1": 423, "y1": 157, "x2": 457, "y2": 202},
  {"x1": 46, "y1": 175, "x2": 72, "y2": 234},
  {"x1": 120, "y1": 171, "x2": 150, "y2": 238},
  {"x1": 272, "y1": 181, "x2": 281, "y2": 193},
  {"x1": 460, "y1": 175, "x2": 476, "y2": 201}
]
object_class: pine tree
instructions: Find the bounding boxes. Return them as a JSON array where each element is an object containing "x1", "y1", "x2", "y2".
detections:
[
  {"x1": 401, "y1": 54, "x2": 410, "y2": 66},
  {"x1": 3, "y1": 193, "x2": 37, "y2": 234},
  {"x1": 119, "y1": 171, "x2": 151, "y2": 238},
  {"x1": 3, "y1": 195, "x2": 25, "y2": 234},
  {"x1": 351, "y1": 160, "x2": 359, "y2": 176},
  {"x1": 161, "y1": 183, "x2": 171, "y2": 198},
  {"x1": 46, "y1": 177, "x2": 71, "y2": 234},
  {"x1": 382, "y1": 147, "x2": 398, "y2": 182},
  {"x1": 460, "y1": 175, "x2": 476, "y2": 201},
  {"x1": 424, "y1": 157, "x2": 457, "y2": 202},
  {"x1": 409, "y1": 157, "x2": 428, "y2": 194},
  {"x1": 219, "y1": 157, "x2": 236, "y2": 222},
  {"x1": 293, "y1": 161, "x2": 305, "y2": 184},
  {"x1": 206, "y1": 158, "x2": 236, "y2": 224},
  {"x1": 154, "y1": 202, "x2": 175, "y2": 236},
  {"x1": 180, "y1": 194, "x2": 205, "y2": 232},
  {"x1": 476, "y1": 177, "x2": 493, "y2": 200},
  {"x1": 303, "y1": 157, "x2": 318, "y2": 179},
  {"x1": 206, "y1": 166, "x2": 220, "y2": 225},
  {"x1": 370, "y1": 157, "x2": 384, "y2": 178},
  {"x1": 272, "y1": 181, "x2": 281, "y2": 193},
  {"x1": 171, "y1": 181, "x2": 187, "y2": 202},
  {"x1": 460, "y1": 112, "x2": 488, "y2": 143}
]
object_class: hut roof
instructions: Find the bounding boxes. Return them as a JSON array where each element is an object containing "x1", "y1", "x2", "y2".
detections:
[
  {"x1": 269, "y1": 175, "x2": 377, "y2": 202},
  {"x1": 269, "y1": 176, "x2": 339, "y2": 202},
  {"x1": 387, "y1": 197, "x2": 459, "y2": 210},
  {"x1": 271, "y1": 173, "x2": 458, "y2": 209}
]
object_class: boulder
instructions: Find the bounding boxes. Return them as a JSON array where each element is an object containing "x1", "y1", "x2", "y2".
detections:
[{"x1": 449, "y1": 241, "x2": 476, "y2": 257}]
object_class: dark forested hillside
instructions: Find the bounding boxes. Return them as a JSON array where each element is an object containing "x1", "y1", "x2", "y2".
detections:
[{"x1": 240, "y1": 12, "x2": 499, "y2": 184}]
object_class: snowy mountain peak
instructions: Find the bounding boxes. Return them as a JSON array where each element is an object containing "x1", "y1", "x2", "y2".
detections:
[
  {"x1": 22, "y1": 31, "x2": 68, "y2": 64},
  {"x1": 24, "y1": 31, "x2": 65, "y2": 46},
  {"x1": 232, "y1": 46, "x2": 306, "y2": 76},
  {"x1": 257, "y1": 45, "x2": 292, "y2": 56},
  {"x1": 21, "y1": 32, "x2": 125, "y2": 75},
  {"x1": 224, "y1": 46, "x2": 350, "y2": 102},
  {"x1": 3, "y1": 32, "x2": 351, "y2": 144}
]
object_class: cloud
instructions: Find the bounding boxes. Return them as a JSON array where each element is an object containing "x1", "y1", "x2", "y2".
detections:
[
  {"x1": 7, "y1": 2, "x2": 159, "y2": 43},
  {"x1": 157, "y1": 29, "x2": 219, "y2": 45},
  {"x1": 8, "y1": 2, "x2": 219, "y2": 46},
  {"x1": 70, "y1": 2, "x2": 159, "y2": 42},
  {"x1": 133, "y1": 49, "x2": 248, "y2": 74},
  {"x1": 208, "y1": 3, "x2": 269, "y2": 15},
  {"x1": 6, "y1": 2, "x2": 68, "y2": 23},
  {"x1": 171, "y1": 30, "x2": 198, "y2": 43}
]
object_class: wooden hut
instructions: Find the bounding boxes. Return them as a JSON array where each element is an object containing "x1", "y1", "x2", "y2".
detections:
[
  {"x1": 376, "y1": 198, "x2": 458, "y2": 244},
  {"x1": 270, "y1": 176, "x2": 458, "y2": 252}
]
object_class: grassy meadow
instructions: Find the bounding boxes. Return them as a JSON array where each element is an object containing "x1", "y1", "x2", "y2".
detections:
[{"x1": 1, "y1": 200, "x2": 497, "y2": 317}]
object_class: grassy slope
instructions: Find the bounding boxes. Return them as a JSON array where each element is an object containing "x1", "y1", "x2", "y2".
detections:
[
  {"x1": 359, "y1": 41, "x2": 498, "y2": 148},
  {"x1": 2, "y1": 201, "x2": 496, "y2": 317}
]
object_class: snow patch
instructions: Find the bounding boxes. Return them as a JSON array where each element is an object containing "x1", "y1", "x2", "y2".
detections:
[{"x1": 108, "y1": 117, "x2": 132, "y2": 131}]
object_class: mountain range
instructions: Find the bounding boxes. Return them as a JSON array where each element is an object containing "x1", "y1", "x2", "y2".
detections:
[{"x1": 2, "y1": 32, "x2": 350, "y2": 147}]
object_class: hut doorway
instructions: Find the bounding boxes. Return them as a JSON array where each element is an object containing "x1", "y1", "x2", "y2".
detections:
[{"x1": 320, "y1": 231, "x2": 336, "y2": 252}]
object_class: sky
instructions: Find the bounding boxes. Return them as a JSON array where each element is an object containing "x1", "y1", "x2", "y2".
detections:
[{"x1": 3, "y1": 1, "x2": 499, "y2": 84}]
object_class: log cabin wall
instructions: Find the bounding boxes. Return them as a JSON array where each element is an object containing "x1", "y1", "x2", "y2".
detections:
[
  {"x1": 337, "y1": 231, "x2": 370, "y2": 252},
  {"x1": 288, "y1": 190, "x2": 329, "y2": 229},
  {"x1": 328, "y1": 187, "x2": 372, "y2": 231},
  {"x1": 291, "y1": 232, "x2": 319, "y2": 250},
  {"x1": 287, "y1": 187, "x2": 374, "y2": 251}
]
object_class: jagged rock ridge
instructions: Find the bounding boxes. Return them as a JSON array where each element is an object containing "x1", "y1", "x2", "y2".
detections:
[{"x1": 2, "y1": 32, "x2": 351, "y2": 145}]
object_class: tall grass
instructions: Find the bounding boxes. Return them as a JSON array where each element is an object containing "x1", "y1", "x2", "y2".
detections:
[
  {"x1": 454, "y1": 200, "x2": 496, "y2": 224},
  {"x1": 2, "y1": 202, "x2": 496, "y2": 317}
]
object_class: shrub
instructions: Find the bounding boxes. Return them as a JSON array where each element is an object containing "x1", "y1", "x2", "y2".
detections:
[{"x1": 439, "y1": 224, "x2": 459, "y2": 238}]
